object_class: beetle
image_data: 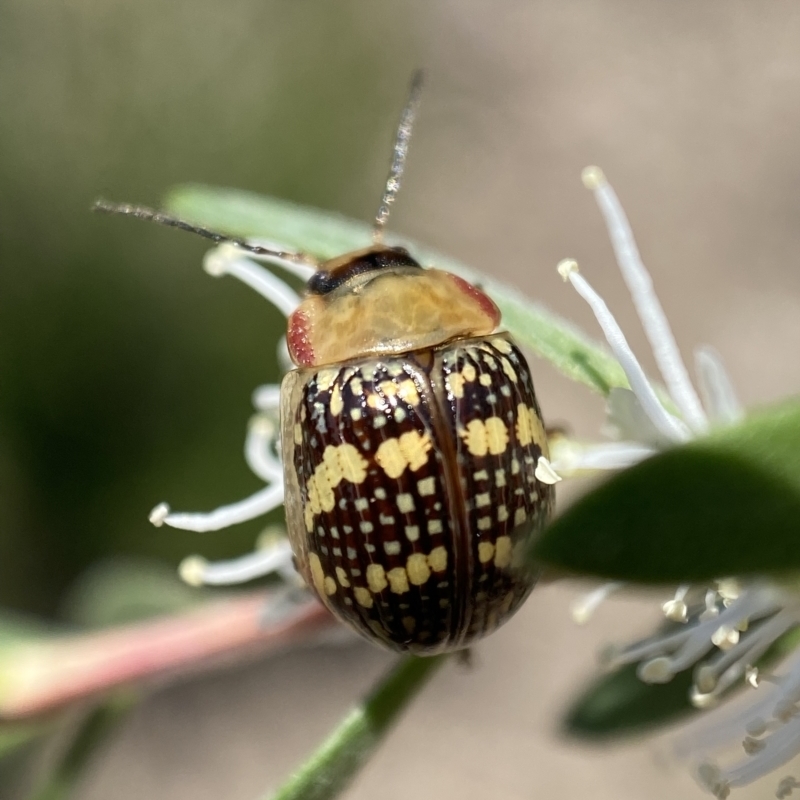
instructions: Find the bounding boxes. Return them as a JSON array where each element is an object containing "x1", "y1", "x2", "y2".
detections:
[{"x1": 95, "y1": 73, "x2": 555, "y2": 653}]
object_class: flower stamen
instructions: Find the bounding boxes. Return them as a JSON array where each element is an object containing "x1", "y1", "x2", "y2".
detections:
[
  {"x1": 581, "y1": 166, "x2": 708, "y2": 434},
  {"x1": 178, "y1": 533, "x2": 295, "y2": 586},
  {"x1": 556, "y1": 258, "x2": 690, "y2": 443}
]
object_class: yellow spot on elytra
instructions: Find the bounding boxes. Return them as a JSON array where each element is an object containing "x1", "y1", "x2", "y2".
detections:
[
  {"x1": 324, "y1": 576, "x2": 337, "y2": 595},
  {"x1": 492, "y1": 337, "x2": 513, "y2": 354},
  {"x1": 500, "y1": 591, "x2": 515, "y2": 614},
  {"x1": 397, "y1": 493, "x2": 415, "y2": 514},
  {"x1": 478, "y1": 542, "x2": 495, "y2": 563},
  {"x1": 461, "y1": 417, "x2": 509, "y2": 457},
  {"x1": 427, "y1": 519, "x2": 443, "y2": 535},
  {"x1": 401, "y1": 431, "x2": 432, "y2": 470},
  {"x1": 407, "y1": 553, "x2": 431, "y2": 585},
  {"x1": 515, "y1": 404, "x2": 546, "y2": 449},
  {"x1": 350, "y1": 408, "x2": 362, "y2": 421},
  {"x1": 305, "y1": 444, "x2": 369, "y2": 527},
  {"x1": 475, "y1": 493, "x2": 491, "y2": 508},
  {"x1": 486, "y1": 417, "x2": 509, "y2": 454},
  {"x1": 330, "y1": 384, "x2": 343, "y2": 416},
  {"x1": 308, "y1": 553, "x2": 326, "y2": 597},
  {"x1": 417, "y1": 476, "x2": 436, "y2": 496},
  {"x1": 354, "y1": 586, "x2": 373, "y2": 608},
  {"x1": 473, "y1": 469, "x2": 489, "y2": 481},
  {"x1": 387, "y1": 567, "x2": 410, "y2": 593},
  {"x1": 497, "y1": 505, "x2": 508, "y2": 522},
  {"x1": 304, "y1": 504, "x2": 314, "y2": 532},
  {"x1": 494, "y1": 536, "x2": 512, "y2": 568},
  {"x1": 511, "y1": 458, "x2": 520, "y2": 475},
  {"x1": 350, "y1": 377, "x2": 363, "y2": 396},
  {"x1": 447, "y1": 372, "x2": 465, "y2": 399},
  {"x1": 383, "y1": 540, "x2": 401, "y2": 555},
  {"x1": 402, "y1": 616, "x2": 416, "y2": 634},
  {"x1": 294, "y1": 423, "x2": 302, "y2": 445},
  {"x1": 375, "y1": 431, "x2": 432, "y2": 478},
  {"x1": 495, "y1": 468, "x2": 506, "y2": 487},
  {"x1": 316, "y1": 369, "x2": 338, "y2": 391},
  {"x1": 514, "y1": 508, "x2": 527, "y2": 527},
  {"x1": 405, "y1": 525, "x2": 420, "y2": 541},
  {"x1": 462, "y1": 363, "x2": 477, "y2": 382},
  {"x1": 367, "y1": 394, "x2": 383, "y2": 409},
  {"x1": 427, "y1": 546, "x2": 448, "y2": 572},
  {"x1": 500, "y1": 357, "x2": 517, "y2": 382},
  {"x1": 366, "y1": 563, "x2": 388, "y2": 593},
  {"x1": 338, "y1": 444, "x2": 369, "y2": 483},
  {"x1": 397, "y1": 379, "x2": 420, "y2": 406},
  {"x1": 477, "y1": 517, "x2": 492, "y2": 530},
  {"x1": 479, "y1": 373, "x2": 492, "y2": 387},
  {"x1": 335, "y1": 566, "x2": 350, "y2": 588}
]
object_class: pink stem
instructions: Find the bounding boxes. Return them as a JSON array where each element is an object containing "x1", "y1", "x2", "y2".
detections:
[{"x1": 0, "y1": 591, "x2": 335, "y2": 720}]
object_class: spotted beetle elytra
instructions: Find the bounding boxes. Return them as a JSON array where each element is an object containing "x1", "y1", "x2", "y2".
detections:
[{"x1": 95, "y1": 72, "x2": 555, "y2": 654}]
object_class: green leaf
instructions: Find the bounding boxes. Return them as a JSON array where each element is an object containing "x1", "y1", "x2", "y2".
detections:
[
  {"x1": 164, "y1": 184, "x2": 628, "y2": 395},
  {"x1": 565, "y1": 626, "x2": 800, "y2": 740},
  {"x1": 533, "y1": 400, "x2": 800, "y2": 583},
  {"x1": 563, "y1": 661, "x2": 696, "y2": 740}
]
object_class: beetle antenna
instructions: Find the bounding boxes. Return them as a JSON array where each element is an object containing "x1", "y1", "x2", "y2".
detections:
[
  {"x1": 93, "y1": 199, "x2": 318, "y2": 266},
  {"x1": 372, "y1": 70, "x2": 424, "y2": 243}
]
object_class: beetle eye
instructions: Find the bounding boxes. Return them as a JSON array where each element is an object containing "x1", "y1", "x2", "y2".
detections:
[
  {"x1": 306, "y1": 247, "x2": 423, "y2": 295},
  {"x1": 306, "y1": 270, "x2": 338, "y2": 295}
]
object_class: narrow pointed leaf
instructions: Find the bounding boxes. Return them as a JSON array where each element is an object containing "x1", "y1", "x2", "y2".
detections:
[
  {"x1": 534, "y1": 400, "x2": 800, "y2": 583},
  {"x1": 563, "y1": 661, "x2": 695, "y2": 739},
  {"x1": 164, "y1": 184, "x2": 628, "y2": 394},
  {"x1": 565, "y1": 626, "x2": 800, "y2": 739}
]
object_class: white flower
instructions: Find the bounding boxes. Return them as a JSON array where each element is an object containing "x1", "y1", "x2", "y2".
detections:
[
  {"x1": 559, "y1": 167, "x2": 800, "y2": 799},
  {"x1": 139, "y1": 160, "x2": 800, "y2": 797},
  {"x1": 148, "y1": 242, "x2": 315, "y2": 587}
]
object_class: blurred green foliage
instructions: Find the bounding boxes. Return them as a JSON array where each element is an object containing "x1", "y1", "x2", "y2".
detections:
[{"x1": 0, "y1": 0, "x2": 421, "y2": 616}]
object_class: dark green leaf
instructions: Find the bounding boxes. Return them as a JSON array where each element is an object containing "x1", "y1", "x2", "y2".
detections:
[
  {"x1": 565, "y1": 625, "x2": 800, "y2": 740},
  {"x1": 534, "y1": 400, "x2": 800, "y2": 582},
  {"x1": 164, "y1": 185, "x2": 628, "y2": 395},
  {"x1": 563, "y1": 661, "x2": 696, "y2": 740}
]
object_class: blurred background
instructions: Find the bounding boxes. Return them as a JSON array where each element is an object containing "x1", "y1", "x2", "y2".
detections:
[{"x1": 2, "y1": 1, "x2": 800, "y2": 798}]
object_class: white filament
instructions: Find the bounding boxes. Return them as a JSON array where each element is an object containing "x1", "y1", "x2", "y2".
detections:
[
  {"x1": 203, "y1": 249, "x2": 301, "y2": 317},
  {"x1": 245, "y1": 414, "x2": 283, "y2": 483},
  {"x1": 558, "y1": 260, "x2": 690, "y2": 443},
  {"x1": 180, "y1": 537, "x2": 294, "y2": 586},
  {"x1": 158, "y1": 482, "x2": 285, "y2": 532},
  {"x1": 694, "y1": 346, "x2": 745, "y2": 426},
  {"x1": 582, "y1": 167, "x2": 708, "y2": 433}
]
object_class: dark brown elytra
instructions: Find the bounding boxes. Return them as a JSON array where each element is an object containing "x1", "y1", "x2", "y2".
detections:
[{"x1": 281, "y1": 334, "x2": 554, "y2": 653}]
